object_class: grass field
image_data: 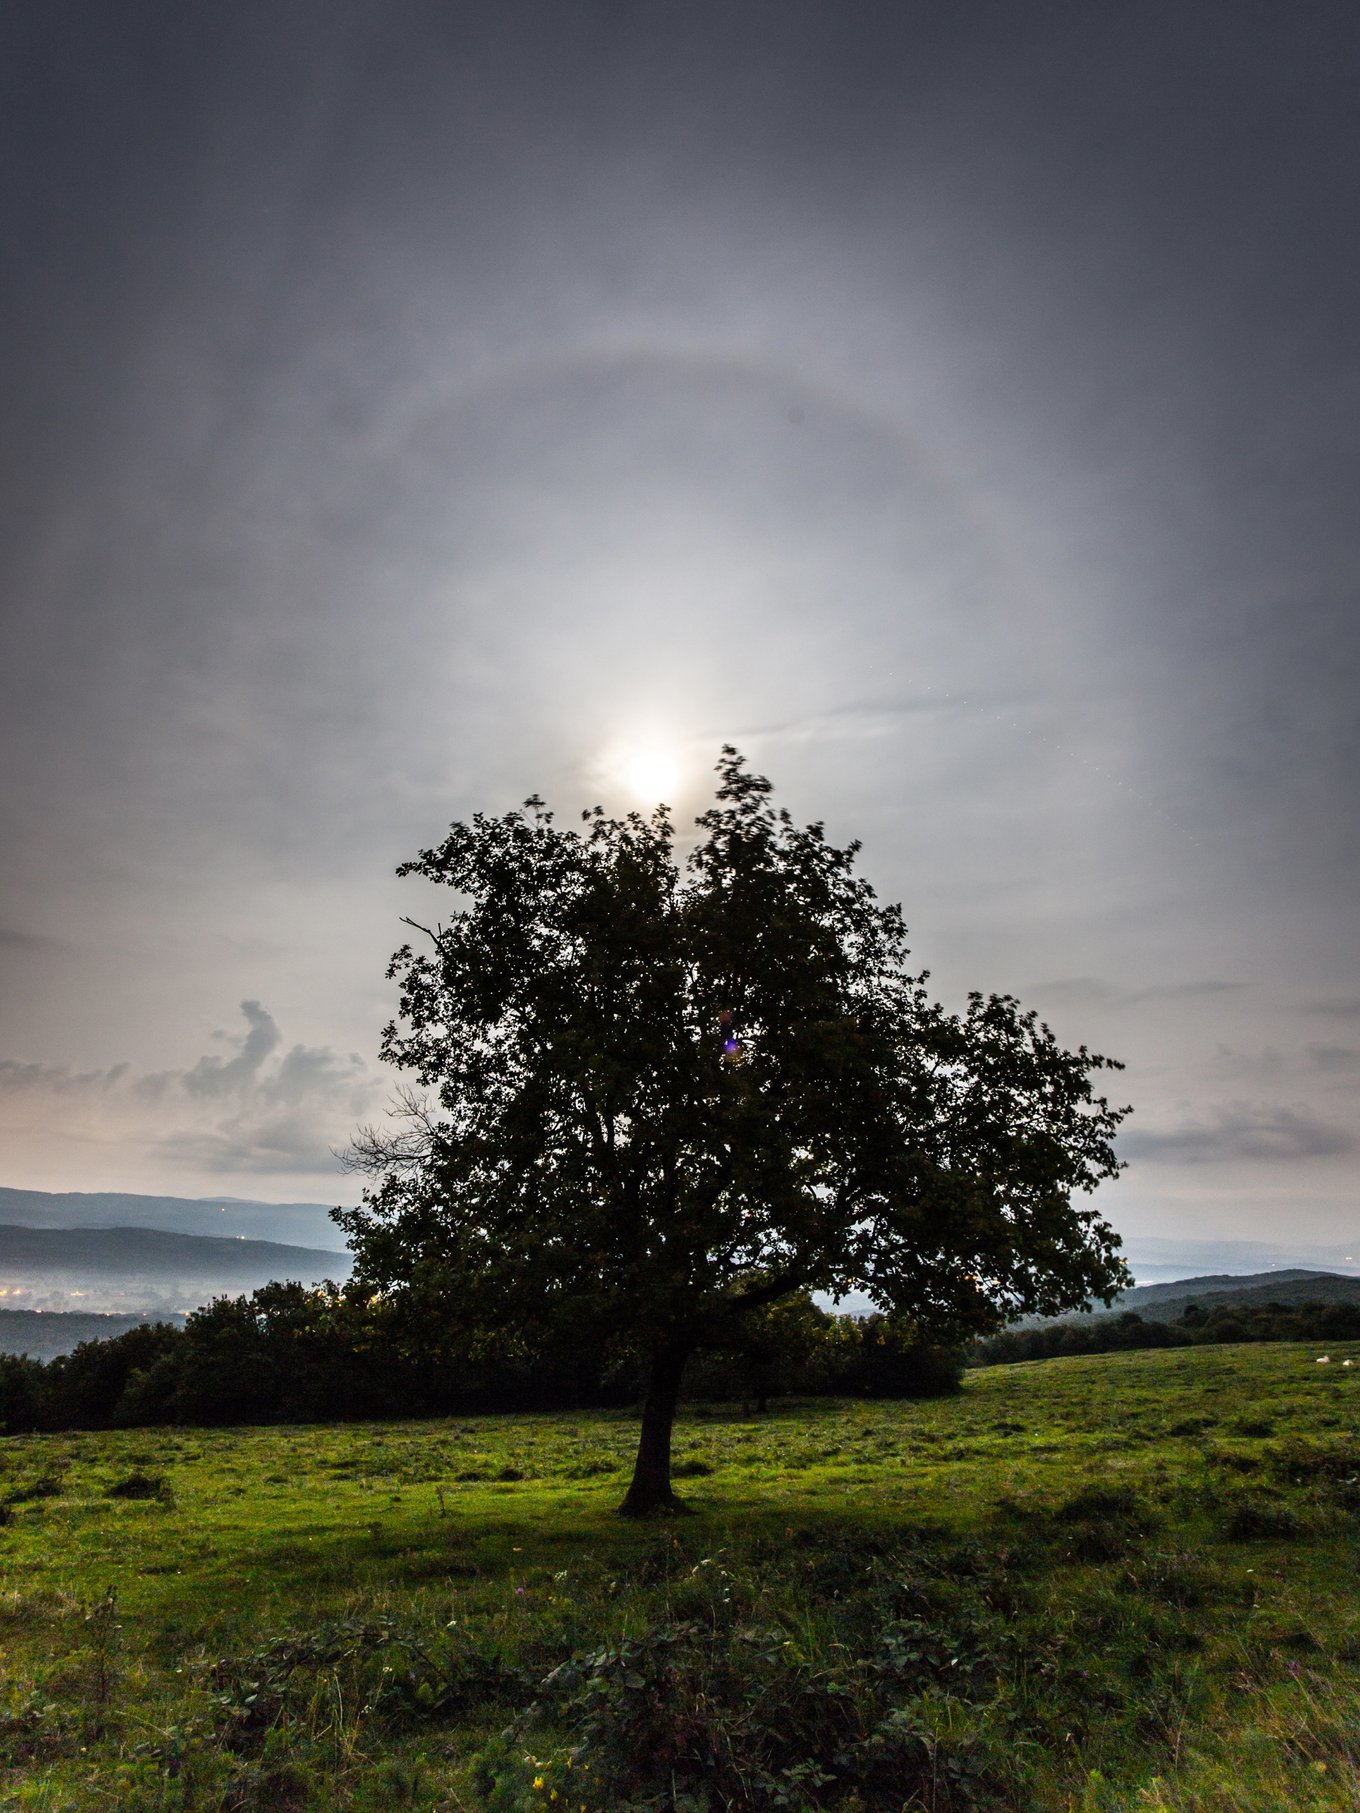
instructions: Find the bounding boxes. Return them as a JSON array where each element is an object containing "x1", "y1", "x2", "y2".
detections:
[{"x1": 2, "y1": 1344, "x2": 1358, "y2": 1810}]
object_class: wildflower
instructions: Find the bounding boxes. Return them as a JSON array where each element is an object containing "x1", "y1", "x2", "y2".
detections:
[
  {"x1": 533, "y1": 1778, "x2": 544, "y2": 1791},
  {"x1": 1317, "y1": 1355, "x2": 1331, "y2": 1364},
  {"x1": 515, "y1": 1586, "x2": 527, "y2": 1595}
]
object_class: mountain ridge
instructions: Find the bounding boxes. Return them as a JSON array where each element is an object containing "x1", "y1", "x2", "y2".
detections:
[
  {"x1": 0, "y1": 1186, "x2": 347, "y2": 1249},
  {"x1": 0, "y1": 1223, "x2": 348, "y2": 1271},
  {"x1": 1073, "y1": 1269, "x2": 1360, "y2": 1326}
]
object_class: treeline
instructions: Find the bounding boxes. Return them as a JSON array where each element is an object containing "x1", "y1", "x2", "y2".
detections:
[
  {"x1": 0, "y1": 1283, "x2": 962, "y2": 1435},
  {"x1": 971, "y1": 1297, "x2": 1360, "y2": 1366}
]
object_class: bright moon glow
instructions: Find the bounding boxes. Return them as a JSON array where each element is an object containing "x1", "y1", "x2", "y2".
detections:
[{"x1": 618, "y1": 747, "x2": 681, "y2": 803}]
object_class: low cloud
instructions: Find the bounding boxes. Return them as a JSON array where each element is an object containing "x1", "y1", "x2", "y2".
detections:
[
  {"x1": 159, "y1": 1115, "x2": 353, "y2": 1175},
  {"x1": 0, "y1": 1059, "x2": 129, "y2": 1095},
  {"x1": 1207, "y1": 1042, "x2": 1360, "y2": 1081},
  {"x1": 1121, "y1": 1103, "x2": 1355, "y2": 1165},
  {"x1": 0, "y1": 927, "x2": 61, "y2": 951},
  {"x1": 1305, "y1": 998, "x2": 1360, "y2": 1019},
  {"x1": 1207, "y1": 1044, "x2": 1285, "y2": 1083},
  {"x1": 0, "y1": 1002, "x2": 377, "y2": 1181},
  {"x1": 183, "y1": 1000, "x2": 281, "y2": 1097},
  {"x1": 1031, "y1": 977, "x2": 1243, "y2": 1013},
  {"x1": 740, "y1": 691, "x2": 1020, "y2": 745}
]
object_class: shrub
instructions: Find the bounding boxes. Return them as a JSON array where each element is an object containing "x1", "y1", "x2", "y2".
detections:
[
  {"x1": 1049, "y1": 1485, "x2": 1159, "y2": 1563},
  {"x1": 106, "y1": 1471, "x2": 172, "y2": 1502},
  {"x1": 1220, "y1": 1495, "x2": 1302, "y2": 1542},
  {"x1": 479, "y1": 1612, "x2": 1004, "y2": 1812},
  {"x1": 6, "y1": 1472, "x2": 64, "y2": 1504}
]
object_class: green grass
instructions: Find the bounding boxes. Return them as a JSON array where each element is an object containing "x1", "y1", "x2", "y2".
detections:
[{"x1": 2, "y1": 1343, "x2": 1358, "y2": 1809}]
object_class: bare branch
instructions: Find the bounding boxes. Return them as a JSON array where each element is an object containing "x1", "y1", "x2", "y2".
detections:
[{"x1": 339, "y1": 1084, "x2": 441, "y2": 1173}]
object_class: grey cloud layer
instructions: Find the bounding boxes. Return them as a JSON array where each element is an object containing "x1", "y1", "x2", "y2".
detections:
[
  {"x1": 1121, "y1": 1105, "x2": 1356, "y2": 1166},
  {"x1": 0, "y1": 3, "x2": 1357, "y2": 1232},
  {"x1": 1031, "y1": 979, "x2": 1245, "y2": 1013},
  {"x1": 0, "y1": 1060, "x2": 130, "y2": 1094}
]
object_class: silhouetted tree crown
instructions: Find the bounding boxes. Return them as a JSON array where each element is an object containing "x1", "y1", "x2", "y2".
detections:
[{"x1": 339, "y1": 747, "x2": 1130, "y2": 1512}]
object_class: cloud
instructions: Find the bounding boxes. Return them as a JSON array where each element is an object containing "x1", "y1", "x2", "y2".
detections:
[
  {"x1": 0, "y1": 1002, "x2": 377, "y2": 1181},
  {"x1": 1305, "y1": 999, "x2": 1360, "y2": 1019},
  {"x1": 1121, "y1": 1103, "x2": 1355, "y2": 1165},
  {"x1": 0, "y1": 927, "x2": 61, "y2": 951},
  {"x1": 1203, "y1": 1041, "x2": 1360, "y2": 1082},
  {"x1": 0, "y1": 1059, "x2": 129, "y2": 1095},
  {"x1": 737, "y1": 691, "x2": 1028, "y2": 745},
  {"x1": 158, "y1": 1115, "x2": 354, "y2": 1175},
  {"x1": 1030, "y1": 978, "x2": 1244, "y2": 1012},
  {"x1": 1207, "y1": 1043, "x2": 1285, "y2": 1083},
  {"x1": 182, "y1": 1000, "x2": 281, "y2": 1097},
  {"x1": 272, "y1": 1041, "x2": 369, "y2": 1106}
]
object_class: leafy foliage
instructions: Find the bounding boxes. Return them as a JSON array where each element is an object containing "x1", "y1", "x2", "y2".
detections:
[{"x1": 481, "y1": 1607, "x2": 1005, "y2": 1811}]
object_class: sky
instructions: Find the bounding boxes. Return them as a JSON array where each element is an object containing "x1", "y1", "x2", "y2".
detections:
[{"x1": 0, "y1": 0, "x2": 1357, "y2": 1249}]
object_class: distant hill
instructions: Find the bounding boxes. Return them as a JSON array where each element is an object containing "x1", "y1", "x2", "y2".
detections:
[
  {"x1": 1119, "y1": 1235, "x2": 1360, "y2": 1283},
  {"x1": 1008, "y1": 1270, "x2": 1360, "y2": 1332},
  {"x1": 0, "y1": 1187, "x2": 347, "y2": 1249},
  {"x1": 0, "y1": 1223, "x2": 348, "y2": 1274},
  {"x1": 0, "y1": 1222, "x2": 351, "y2": 1315},
  {"x1": 0, "y1": 1307, "x2": 185, "y2": 1361},
  {"x1": 1107, "y1": 1269, "x2": 1360, "y2": 1324}
]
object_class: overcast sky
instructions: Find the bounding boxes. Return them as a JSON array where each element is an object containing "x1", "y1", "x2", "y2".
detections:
[{"x1": 1, "y1": 0, "x2": 1357, "y2": 1247}]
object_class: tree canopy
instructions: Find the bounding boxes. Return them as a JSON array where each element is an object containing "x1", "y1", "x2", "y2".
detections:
[{"x1": 339, "y1": 747, "x2": 1130, "y2": 1512}]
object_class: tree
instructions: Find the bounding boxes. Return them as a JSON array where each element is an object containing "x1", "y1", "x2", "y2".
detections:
[{"x1": 339, "y1": 748, "x2": 1131, "y2": 1514}]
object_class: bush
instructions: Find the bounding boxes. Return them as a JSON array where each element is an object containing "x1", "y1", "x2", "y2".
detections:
[
  {"x1": 480, "y1": 1616, "x2": 999, "y2": 1812},
  {"x1": 841, "y1": 1315, "x2": 965, "y2": 1398},
  {"x1": 1220, "y1": 1495, "x2": 1303, "y2": 1542},
  {"x1": 106, "y1": 1471, "x2": 172, "y2": 1502},
  {"x1": 1050, "y1": 1486, "x2": 1159, "y2": 1562},
  {"x1": 0, "y1": 1353, "x2": 49, "y2": 1434}
]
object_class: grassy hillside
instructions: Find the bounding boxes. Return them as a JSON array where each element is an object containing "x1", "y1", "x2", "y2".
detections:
[{"x1": 2, "y1": 1345, "x2": 1358, "y2": 1810}]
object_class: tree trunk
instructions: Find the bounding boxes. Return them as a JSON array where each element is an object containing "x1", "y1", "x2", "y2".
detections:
[{"x1": 618, "y1": 1339, "x2": 693, "y2": 1517}]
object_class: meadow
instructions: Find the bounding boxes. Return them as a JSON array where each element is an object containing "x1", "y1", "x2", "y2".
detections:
[{"x1": 1, "y1": 1344, "x2": 1357, "y2": 1811}]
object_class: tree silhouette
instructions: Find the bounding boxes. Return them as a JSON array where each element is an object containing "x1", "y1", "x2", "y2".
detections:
[{"x1": 339, "y1": 748, "x2": 1130, "y2": 1513}]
